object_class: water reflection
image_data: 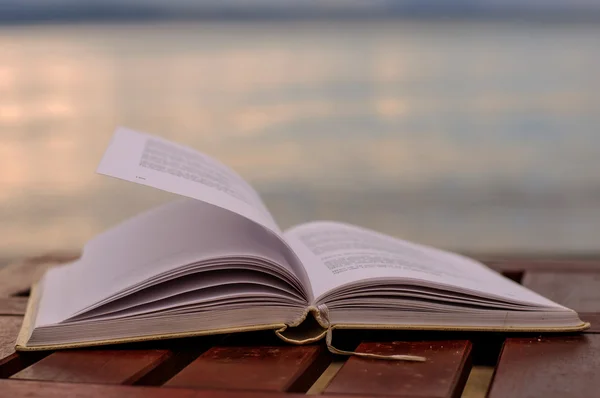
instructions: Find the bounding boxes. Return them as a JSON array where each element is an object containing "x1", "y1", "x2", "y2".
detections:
[{"x1": 1, "y1": 21, "x2": 599, "y2": 259}]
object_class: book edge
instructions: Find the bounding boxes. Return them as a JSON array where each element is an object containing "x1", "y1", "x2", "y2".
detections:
[
  {"x1": 330, "y1": 322, "x2": 591, "y2": 333},
  {"x1": 15, "y1": 280, "x2": 43, "y2": 350},
  {"x1": 16, "y1": 322, "x2": 289, "y2": 351},
  {"x1": 15, "y1": 280, "x2": 289, "y2": 352},
  {"x1": 274, "y1": 317, "x2": 590, "y2": 345}
]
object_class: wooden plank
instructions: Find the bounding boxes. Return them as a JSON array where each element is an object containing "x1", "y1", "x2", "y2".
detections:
[
  {"x1": 324, "y1": 340, "x2": 472, "y2": 398},
  {"x1": 165, "y1": 345, "x2": 330, "y2": 392},
  {"x1": 1, "y1": 379, "x2": 334, "y2": 398},
  {"x1": 488, "y1": 335, "x2": 600, "y2": 398},
  {"x1": 0, "y1": 297, "x2": 28, "y2": 316},
  {"x1": 578, "y1": 313, "x2": 600, "y2": 332},
  {"x1": 474, "y1": 254, "x2": 600, "y2": 263},
  {"x1": 480, "y1": 258, "x2": 600, "y2": 273},
  {"x1": 522, "y1": 271, "x2": 600, "y2": 311},
  {"x1": 522, "y1": 271, "x2": 600, "y2": 332},
  {"x1": 11, "y1": 349, "x2": 174, "y2": 384},
  {"x1": 0, "y1": 317, "x2": 47, "y2": 378},
  {"x1": 0, "y1": 253, "x2": 80, "y2": 297},
  {"x1": 0, "y1": 317, "x2": 23, "y2": 370}
]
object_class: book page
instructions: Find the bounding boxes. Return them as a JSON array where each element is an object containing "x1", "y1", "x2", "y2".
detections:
[
  {"x1": 69, "y1": 269, "x2": 306, "y2": 322},
  {"x1": 284, "y1": 221, "x2": 559, "y2": 307},
  {"x1": 35, "y1": 199, "x2": 307, "y2": 327},
  {"x1": 97, "y1": 127, "x2": 280, "y2": 234}
]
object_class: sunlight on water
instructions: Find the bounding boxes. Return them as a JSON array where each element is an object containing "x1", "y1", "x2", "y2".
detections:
[{"x1": 1, "y1": 21, "x2": 599, "y2": 259}]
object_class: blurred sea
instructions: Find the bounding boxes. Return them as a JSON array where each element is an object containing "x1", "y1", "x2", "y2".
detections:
[{"x1": 1, "y1": 20, "x2": 599, "y2": 261}]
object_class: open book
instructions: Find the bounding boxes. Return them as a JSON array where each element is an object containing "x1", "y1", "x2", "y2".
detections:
[{"x1": 17, "y1": 127, "x2": 588, "y2": 354}]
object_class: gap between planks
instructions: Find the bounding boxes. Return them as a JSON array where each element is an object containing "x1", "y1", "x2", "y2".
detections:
[
  {"x1": 460, "y1": 366, "x2": 495, "y2": 398},
  {"x1": 306, "y1": 359, "x2": 346, "y2": 394}
]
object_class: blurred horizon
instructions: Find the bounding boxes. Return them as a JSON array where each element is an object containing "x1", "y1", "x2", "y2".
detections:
[{"x1": 1, "y1": 6, "x2": 600, "y2": 264}]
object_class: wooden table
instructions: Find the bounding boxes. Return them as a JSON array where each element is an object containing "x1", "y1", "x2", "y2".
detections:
[{"x1": 1, "y1": 253, "x2": 599, "y2": 398}]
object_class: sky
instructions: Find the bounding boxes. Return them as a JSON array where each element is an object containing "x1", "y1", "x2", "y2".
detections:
[{"x1": 1, "y1": 0, "x2": 600, "y2": 23}]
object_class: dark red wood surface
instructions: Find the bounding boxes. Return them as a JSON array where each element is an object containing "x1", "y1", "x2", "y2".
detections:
[
  {"x1": 522, "y1": 271, "x2": 600, "y2": 332},
  {"x1": 0, "y1": 317, "x2": 48, "y2": 378},
  {"x1": 488, "y1": 335, "x2": 600, "y2": 398},
  {"x1": 0, "y1": 379, "x2": 365, "y2": 398},
  {"x1": 0, "y1": 298, "x2": 27, "y2": 316},
  {"x1": 324, "y1": 340, "x2": 472, "y2": 397},
  {"x1": 2, "y1": 254, "x2": 600, "y2": 397},
  {"x1": 0, "y1": 317, "x2": 23, "y2": 371},
  {"x1": 11, "y1": 349, "x2": 174, "y2": 384},
  {"x1": 165, "y1": 345, "x2": 330, "y2": 392}
]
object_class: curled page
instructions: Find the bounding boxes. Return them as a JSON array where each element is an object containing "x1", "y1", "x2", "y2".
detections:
[
  {"x1": 285, "y1": 221, "x2": 563, "y2": 308},
  {"x1": 97, "y1": 127, "x2": 280, "y2": 234}
]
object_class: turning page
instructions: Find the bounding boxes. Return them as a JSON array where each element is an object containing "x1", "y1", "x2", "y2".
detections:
[
  {"x1": 97, "y1": 127, "x2": 280, "y2": 234},
  {"x1": 94, "y1": 127, "x2": 312, "y2": 297}
]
